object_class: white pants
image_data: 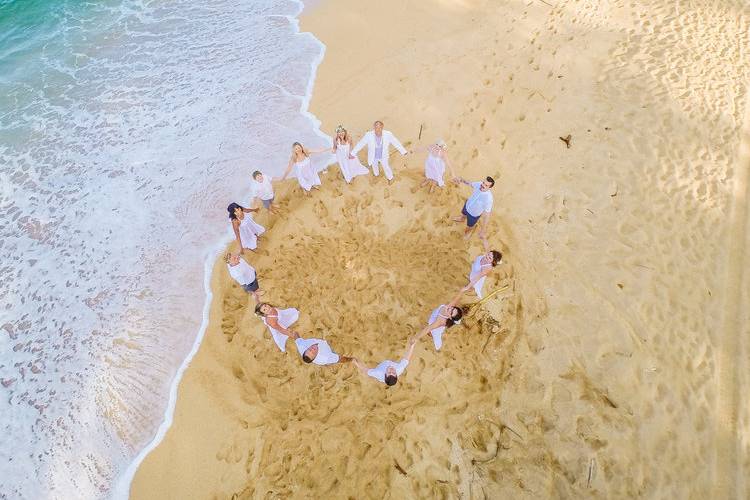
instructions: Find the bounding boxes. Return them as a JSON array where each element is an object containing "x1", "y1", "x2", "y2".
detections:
[{"x1": 370, "y1": 158, "x2": 394, "y2": 180}]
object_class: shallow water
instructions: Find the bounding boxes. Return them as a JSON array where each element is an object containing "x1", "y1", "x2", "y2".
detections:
[{"x1": 0, "y1": 0, "x2": 329, "y2": 497}]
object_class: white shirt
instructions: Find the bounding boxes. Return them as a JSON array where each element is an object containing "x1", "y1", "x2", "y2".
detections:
[
  {"x1": 367, "y1": 359, "x2": 409, "y2": 384},
  {"x1": 250, "y1": 175, "x2": 274, "y2": 201},
  {"x1": 294, "y1": 338, "x2": 340, "y2": 365},
  {"x1": 465, "y1": 181, "x2": 494, "y2": 217},
  {"x1": 227, "y1": 259, "x2": 256, "y2": 285}
]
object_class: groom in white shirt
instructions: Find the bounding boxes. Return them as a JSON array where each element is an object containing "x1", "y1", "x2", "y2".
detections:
[{"x1": 351, "y1": 120, "x2": 409, "y2": 183}]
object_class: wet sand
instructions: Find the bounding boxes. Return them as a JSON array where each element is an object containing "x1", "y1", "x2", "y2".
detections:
[{"x1": 131, "y1": 0, "x2": 750, "y2": 498}]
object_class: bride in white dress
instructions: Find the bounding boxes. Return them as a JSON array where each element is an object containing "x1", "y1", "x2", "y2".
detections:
[
  {"x1": 332, "y1": 125, "x2": 370, "y2": 183},
  {"x1": 281, "y1": 142, "x2": 327, "y2": 195}
]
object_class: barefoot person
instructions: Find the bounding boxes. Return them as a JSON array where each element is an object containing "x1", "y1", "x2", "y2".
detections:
[
  {"x1": 420, "y1": 140, "x2": 454, "y2": 193},
  {"x1": 412, "y1": 289, "x2": 467, "y2": 351},
  {"x1": 351, "y1": 120, "x2": 408, "y2": 183},
  {"x1": 467, "y1": 247, "x2": 503, "y2": 298},
  {"x1": 250, "y1": 171, "x2": 278, "y2": 214},
  {"x1": 254, "y1": 302, "x2": 300, "y2": 352},
  {"x1": 228, "y1": 202, "x2": 265, "y2": 252},
  {"x1": 281, "y1": 142, "x2": 328, "y2": 195},
  {"x1": 291, "y1": 334, "x2": 353, "y2": 366},
  {"x1": 451, "y1": 176, "x2": 495, "y2": 240},
  {"x1": 226, "y1": 253, "x2": 264, "y2": 303},
  {"x1": 332, "y1": 125, "x2": 370, "y2": 183},
  {"x1": 352, "y1": 339, "x2": 417, "y2": 386}
]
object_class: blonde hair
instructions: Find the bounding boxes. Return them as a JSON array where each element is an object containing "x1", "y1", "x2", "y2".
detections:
[{"x1": 291, "y1": 141, "x2": 309, "y2": 160}]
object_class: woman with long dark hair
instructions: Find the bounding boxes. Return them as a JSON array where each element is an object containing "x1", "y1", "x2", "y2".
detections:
[
  {"x1": 228, "y1": 202, "x2": 264, "y2": 253},
  {"x1": 411, "y1": 288, "x2": 468, "y2": 351}
]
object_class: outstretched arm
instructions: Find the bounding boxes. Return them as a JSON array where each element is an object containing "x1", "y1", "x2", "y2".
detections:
[
  {"x1": 231, "y1": 220, "x2": 243, "y2": 250},
  {"x1": 464, "y1": 268, "x2": 492, "y2": 291},
  {"x1": 447, "y1": 287, "x2": 467, "y2": 308},
  {"x1": 479, "y1": 211, "x2": 491, "y2": 238},
  {"x1": 352, "y1": 357, "x2": 369, "y2": 375},
  {"x1": 411, "y1": 320, "x2": 442, "y2": 345},
  {"x1": 281, "y1": 158, "x2": 294, "y2": 180},
  {"x1": 404, "y1": 338, "x2": 417, "y2": 362},
  {"x1": 243, "y1": 207, "x2": 259, "y2": 213},
  {"x1": 308, "y1": 146, "x2": 333, "y2": 155},
  {"x1": 444, "y1": 154, "x2": 457, "y2": 182},
  {"x1": 266, "y1": 316, "x2": 297, "y2": 337},
  {"x1": 350, "y1": 133, "x2": 369, "y2": 156},
  {"x1": 389, "y1": 132, "x2": 408, "y2": 155}
]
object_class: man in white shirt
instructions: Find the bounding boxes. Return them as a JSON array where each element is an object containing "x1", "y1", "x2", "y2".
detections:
[
  {"x1": 225, "y1": 252, "x2": 263, "y2": 303},
  {"x1": 250, "y1": 171, "x2": 277, "y2": 214},
  {"x1": 452, "y1": 176, "x2": 495, "y2": 241},
  {"x1": 292, "y1": 335, "x2": 352, "y2": 366},
  {"x1": 351, "y1": 120, "x2": 409, "y2": 183},
  {"x1": 353, "y1": 338, "x2": 416, "y2": 386}
]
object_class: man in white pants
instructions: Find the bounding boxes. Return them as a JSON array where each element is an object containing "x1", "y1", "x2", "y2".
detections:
[{"x1": 351, "y1": 120, "x2": 409, "y2": 183}]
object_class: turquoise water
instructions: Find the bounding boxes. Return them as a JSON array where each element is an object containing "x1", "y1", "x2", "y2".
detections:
[{"x1": 0, "y1": 0, "x2": 330, "y2": 498}]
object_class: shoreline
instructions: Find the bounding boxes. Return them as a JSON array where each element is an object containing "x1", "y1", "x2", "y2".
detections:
[
  {"x1": 130, "y1": 0, "x2": 750, "y2": 497},
  {"x1": 116, "y1": 1, "x2": 333, "y2": 497}
]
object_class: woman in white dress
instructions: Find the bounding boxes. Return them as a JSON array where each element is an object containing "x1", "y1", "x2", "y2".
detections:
[
  {"x1": 420, "y1": 140, "x2": 454, "y2": 194},
  {"x1": 228, "y1": 202, "x2": 265, "y2": 253},
  {"x1": 411, "y1": 288, "x2": 467, "y2": 351},
  {"x1": 466, "y1": 249, "x2": 503, "y2": 298},
  {"x1": 281, "y1": 142, "x2": 327, "y2": 195},
  {"x1": 332, "y1": 125, "x2": 369, "y2": 183},
  {"x1": 254, "y1": 302, "x2": 300, "y2": 353}
]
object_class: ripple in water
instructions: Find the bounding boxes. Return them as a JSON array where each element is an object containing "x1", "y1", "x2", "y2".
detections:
[{"x1": 0, "y1": 0, "x2": 330, "y2": 497}]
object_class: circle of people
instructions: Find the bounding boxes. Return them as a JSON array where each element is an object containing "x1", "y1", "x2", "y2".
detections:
[{"x1": 225, "y1": 120, "x2": 502, "y2": 387}]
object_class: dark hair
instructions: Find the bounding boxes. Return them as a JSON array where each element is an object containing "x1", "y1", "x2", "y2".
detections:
[
  {"x1": 254, "y1": 303, "x2": 272, "y2": 317},
  {"x1": 445, "y1": 307, "x2": 465, "y2": 329},
  {"x1": 491, "y1": 250, "x2": 503, "y2": 266},
  {"x1": 486, "y1": 176, "x2": 495, "y2": 188},
  {"x1": 302, "y1": 353, "x2": 313, "y2": 363},
  {"x1": 252, "y1": 171, "x2": 262, "y2": 179},
  {"x1": 374, "y1": 120, "x2": 384, "y2": 127},
  {"x1": 227, "y1": 202, "x2": 244, "y2": 220},
  {"x1": 384, "y1": 374, "x2": 398, "y2": 386}
]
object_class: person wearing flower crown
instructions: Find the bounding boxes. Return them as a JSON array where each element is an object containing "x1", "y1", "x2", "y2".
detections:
[
  {"x1": 332, "y1": 124, "x2": 370, "y2": 184},
  {"x1": 411, "y1": 288, "x2": 469, "y2": 351}
]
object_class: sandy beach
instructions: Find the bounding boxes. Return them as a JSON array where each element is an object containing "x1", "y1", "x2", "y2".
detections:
[{"x1": 130, "y1": 0, "x2": 750, "y2": 498}]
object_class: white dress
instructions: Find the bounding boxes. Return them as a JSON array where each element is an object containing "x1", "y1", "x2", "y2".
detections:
[
  {"x1": 294, "y1": 156, "x2": 322, "y2": 191},
  {"x1": 334, "y1": 140, "x2": 370, "y2": 183},
  {"x1": 427, "y1": 305, "x2": 451, "y2": 351},
  {"x1": 469, "y1": 255, "x2": 492, "y2": 298},
  {"x1": 236, "y1": 214, "x2": 265, "y2": 250},
  {"x1": 424, "y1": 146, "x2": 446, "y2": 187},
  {"x1": 262, "y1": 307, "x2": 299, "y2": 352}
]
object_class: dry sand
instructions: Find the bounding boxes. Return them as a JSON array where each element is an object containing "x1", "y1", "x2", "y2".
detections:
[{"x1": 131, "y1": 0, "x2": 750, "y2": 498}]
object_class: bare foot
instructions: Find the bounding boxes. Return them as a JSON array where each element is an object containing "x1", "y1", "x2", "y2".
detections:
[{"x1": 451, "y1": 216, "x2": 464, "y2": 223}]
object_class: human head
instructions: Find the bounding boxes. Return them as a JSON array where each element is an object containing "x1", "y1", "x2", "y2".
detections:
[
  {"x1": 227, "y1": 202, "x2": 244, "y2": 220},
  {"x1": 479, "y1": 176, "x2": 495, "y2": 191},
  {"x1": 225, "y1": 252, "x2": 240, "y2": 266},
  {"x1": 254, "y1": 302, "x2": 273, "y2": 317},
  {"x1": 302, "y1": 343, "x2": 319, "y2": 363},
  {"x1": 335, "y1": 124, "x2": 347, "y2": 141},
  {"x1": 252, "y1": 171, "x2": 263, "y2": 182},
  {"x1": 384, "y1": 365, "x2": 398, "y2": 386},
  {"x1": 373, "y1": 121, "x2": 384, "y2": 134},
  {"x1": 445, "y1": 306, "x2": 465, "y2": 329},
  {"x1": 292, "y1": 141, "x2": 305, "y2": 155},
  {"x1": 490, "y1": 250, "x2": 503, "y2": 266},
  {"x1": 437, "y1": 139, "x2": 447, "y2": 149}
]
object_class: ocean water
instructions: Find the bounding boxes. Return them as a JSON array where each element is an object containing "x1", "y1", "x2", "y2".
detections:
[{"x1": 0, "y1": 0, "x2": 330, "y2": 497}]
